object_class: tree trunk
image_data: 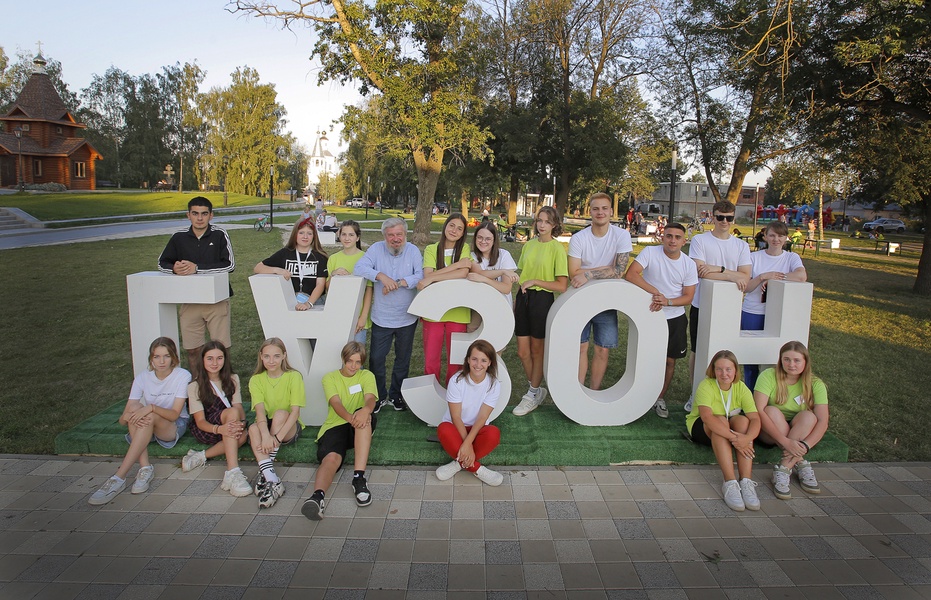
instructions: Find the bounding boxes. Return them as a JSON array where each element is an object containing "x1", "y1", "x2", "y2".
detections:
[
  {"x1": 508, "y1": 173, "x2": 520, "y2": 224},
  {"x1": 913, "y1": 196, "x2": 931, "y2": 296},
  {"x1": 460, "y1": 188, "x2": 469, "y2": 215},
  {"x1": 412, "y1": 145, "x2": 443, "y2": 245}
]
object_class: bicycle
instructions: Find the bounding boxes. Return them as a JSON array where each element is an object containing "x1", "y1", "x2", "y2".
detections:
[{"x1": 254, "y1": 214, "x2": 272, "y2": 232}]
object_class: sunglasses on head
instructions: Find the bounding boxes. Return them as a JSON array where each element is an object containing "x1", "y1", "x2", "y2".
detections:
[{"x1": 715, "y1": 215, "x2": 735, "y2": 222}]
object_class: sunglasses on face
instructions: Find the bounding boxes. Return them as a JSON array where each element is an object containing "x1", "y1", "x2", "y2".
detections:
[{"x1": 715, "y1": 215, "x2": 735, "y2": 222}]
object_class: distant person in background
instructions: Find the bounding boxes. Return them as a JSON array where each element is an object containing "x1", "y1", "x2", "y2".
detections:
[
  {"x1": 301, "y1": 203, "x2": 314, "y2": 223},
  {"x1": 315, "y1": 197, "x2": 324, "y2": 218}
]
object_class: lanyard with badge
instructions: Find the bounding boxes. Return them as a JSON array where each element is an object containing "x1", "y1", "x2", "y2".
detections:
[
  {"x1": 295, "y1": 249, "x2": 315, "y2": 303},
  {"x1": 719, "y1": 384, "x2": 740, "y2": 417}
]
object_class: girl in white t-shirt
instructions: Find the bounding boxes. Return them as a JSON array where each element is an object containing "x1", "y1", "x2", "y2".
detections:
[
  {"x1": 180, "y1": 341, "x2": 251, "y2": 497},
  {"x1": 88, "y1": 337, "x2": 191, "y2": 505},
  {"x1": 741, "y1": 222, "x2": 807, "y2": 388},
  {"x1": 468, "y1": 221, "x2": 519, "y2": 306},
  {"x1": 434, "y1": 340, "x2": 504, "y2": 486}
]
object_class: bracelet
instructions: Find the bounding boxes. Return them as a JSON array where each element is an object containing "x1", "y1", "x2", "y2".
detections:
[
  {"x1": 800, "y1": 440, "x2": 810, "y2": 452},
  {"x1": 274, "y1": 434, "x2": 281, "y2": 443},
  {"x1": 214, "y1": 424, "x2": 219, "y2": 434},
  {"x1": 667, "y1": 299, "x2": 671, "y2": 307}
]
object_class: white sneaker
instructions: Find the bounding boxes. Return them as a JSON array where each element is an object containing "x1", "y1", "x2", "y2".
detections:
[
  {"x1": 258, "y1": 480, "x2": 285, "y2": 508},
  {"x1": 131, "y1": 466, "x2": 155, "y2": 494},
  {"x1": 722, "y1": 479, "x2": 745, "y2": 511},
  {"x1": 772, "y1": 464, "x2": 792, "y2": 500},
  {"x1": 222, "y1": 469, "x2": 253, "y2": 498},
  {"x1": 794, "y1": 460, "x2": 820, "y2": 494},
  {"x1": 684, "y1": 394, "x2": 694, "y2": 413},
  {"x1": 653, "y1": 398, "x2": 669, "y2": 418},
  {"x1": 739, "y1": 478, "x2": 760, "y2": 511},
  {"x1": 88, "y1": 476, "x2": 126, "y2": 505},
  {"x1": 181, "y1": 449, "x2": 206, "y2": 472},
  {"x1": 513, "y1": 388, "x2": 544, "y2": 416},
  {"x1": 474, "y1": 466, "x2": 504, "y2": 487},
  {"x1": 436, "y1": 460, "x2": 462, "y2": 481}
]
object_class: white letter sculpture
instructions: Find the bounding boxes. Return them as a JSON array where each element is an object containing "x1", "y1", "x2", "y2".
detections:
[
  {"x1": 545, "y1": 280, "x2": 668, "y2": 426},
  {"x1": 126, "y1": 272, "x2": 229, "y2": 376},
  {"x1": 402, "y1": 279, "x2": 514, "y2": 426},
  {"x1": 250, "y1": 274, "x2": 365, "y2": 425},
  {"x1": 692, "y1": 279, "x2": 814, "y2": 394}
]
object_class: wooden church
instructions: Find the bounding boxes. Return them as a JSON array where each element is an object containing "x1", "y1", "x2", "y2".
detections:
[{"x1": 0, "y1": 53, "x2": 102, "y2": 190}]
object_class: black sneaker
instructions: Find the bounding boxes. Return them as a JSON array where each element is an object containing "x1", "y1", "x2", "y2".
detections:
[
  {"x1": 373, "y1": 398, "x2": 386, "y2": 414},
  {"x1": 301, "y1": 495, "x2": 325, "y2": 520},
  {"x1": 391, "y1": 397, "x2": 408, "y2": 411},
  {"x1": 352, "y1": 475, "x2": 372, "y2": 506}
]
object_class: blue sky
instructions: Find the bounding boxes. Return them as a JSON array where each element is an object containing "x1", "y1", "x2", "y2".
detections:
[{"x1": 6, "y1": 1, "x2": 361, "y2": 153}]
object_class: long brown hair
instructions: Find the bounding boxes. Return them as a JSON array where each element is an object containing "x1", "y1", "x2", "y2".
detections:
[
  {"x1": 338, "y1": 220, "x2": 363, "y2": 250},
  {"x1": 434, "y1": 213, "x2": 468, "y2": 269},
  {"x1": 287, "y1": 218, "x2": 327, "y2": 258},
  {"x1": 534, "y1": 205, "x2": 563, "y2": 237},
  {"x1": 455, "y1": 339, "x2": 498, "y2": 389},
  {"x1": 471, "y1": 221, "x2": 500, "y2": 266},
  {"x1": 704, "y1": 350, "x2": 741, "y2": 382},
  {"x1": 195, "y1": 341, "x2": 236, "y2": 409},
  {"x1": 773, "y1": 341, "x2": 821, "y2": 409}
]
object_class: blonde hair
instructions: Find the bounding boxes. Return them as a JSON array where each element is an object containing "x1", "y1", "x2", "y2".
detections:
[
  {"x1": 773, "y1": 341, "x2": 821, "y2": 409},
  {"x1": 253, "y1": 338, "x2": 296, "y2": 375},
  {"x1": 704, "y1": 350, "x2": 741, "y2": 382}
]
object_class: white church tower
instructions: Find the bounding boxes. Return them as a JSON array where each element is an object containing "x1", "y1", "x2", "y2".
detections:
[{"x1": 306, "y1": 129, "x2": 337, "y2": 197}]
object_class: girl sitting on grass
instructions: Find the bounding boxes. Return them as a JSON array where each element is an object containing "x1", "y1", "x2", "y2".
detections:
[
  {"x1": 326, "y1": 220, "x2": 373, "y2": 344},
  {"x1": 180, "y1": 341, "x2": 250, "y2": 497},
  {"x1": 754, "y1": 341, "x2": 828, "y2": 500},
  {"x1": 685, "y1": 350, "x2": 761, "y2": 512},
  {"x1": 248, "y1": 338, "x2": 305, "y2": 509},
  {"x1": 88, "y1": 337, "x2": 191, "y2": 505},
  {"x1": 435, "y1": 340, "x2": 504, "y2": 486}
]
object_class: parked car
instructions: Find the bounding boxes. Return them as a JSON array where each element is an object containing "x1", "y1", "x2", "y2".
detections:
[
  {"x1": 349, "y1": 197, "x2": 364, "y2": 208},
  {"x1": 862, "y1": 218, "x2": 906, "y2": 234},
  {"x1": 433, "y1": 202, "x2": 449, "y2": 214}
]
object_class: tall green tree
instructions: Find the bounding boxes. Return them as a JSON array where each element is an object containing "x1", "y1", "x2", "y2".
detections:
[
  {"x1": 158, "y1": 62, "x2": 206, "y2": 191},
  {"x1": 0, "y1": 48, "x2": 78, "y2": 113},
  {"x1": 121, "y1": 74, "x2": 171, "y2": 187},
  {"x1": 80, "y1": 67, "x2": 131, "y2": 187},
  {"x1": 230, "y1": 0, "x2": 491, "y2": 244}
]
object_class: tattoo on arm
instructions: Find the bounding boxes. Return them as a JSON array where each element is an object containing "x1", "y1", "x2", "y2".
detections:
[{"x1": 584, "y1": 252, "x2": 630, "y2": 280}]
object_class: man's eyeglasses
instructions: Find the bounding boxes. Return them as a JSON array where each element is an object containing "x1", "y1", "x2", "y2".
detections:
[{"x1": 715, "y1": 215, "x2": 735, "y2": 222}]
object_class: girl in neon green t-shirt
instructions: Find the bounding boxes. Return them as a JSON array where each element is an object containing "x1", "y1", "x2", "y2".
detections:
[
  {"x1": 326, "y1": 220, "x2": 373, "y2": 344},
  {"x1": 754, "y1": 341, "x2": 829, "y2": 500}
]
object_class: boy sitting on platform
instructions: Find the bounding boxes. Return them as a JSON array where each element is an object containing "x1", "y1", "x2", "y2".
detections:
[{"x1": 301, "y1": 342, "x2": 378, "y2": 520}]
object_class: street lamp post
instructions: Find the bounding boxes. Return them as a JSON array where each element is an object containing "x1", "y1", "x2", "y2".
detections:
[
  {"x1": 222, "y1": 155, "x2": 229, "y2": 207},
  {"x1": 13, "y1": 127, "x2": 25, "y2": 192},
  {"x1": 668, "y1": 148, "x2": 677, "y2": 222},
  {"x1": 269, "y1": 165, "x2": 275, "y2": 227}
]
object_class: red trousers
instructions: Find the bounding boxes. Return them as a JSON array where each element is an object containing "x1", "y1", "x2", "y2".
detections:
[
  {"x1": 422, "y1": 319, "x2": 468, "y2": 386},
  {"x1": 436, "y1": 422, "x2": 501, "y2": 472}
]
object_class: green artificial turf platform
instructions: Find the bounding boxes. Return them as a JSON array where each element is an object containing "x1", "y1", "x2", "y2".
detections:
[{"x1": 56, "y1": 401, "x2": 848, "y2": 466}]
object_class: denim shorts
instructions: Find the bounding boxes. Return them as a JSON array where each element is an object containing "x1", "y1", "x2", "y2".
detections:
[
  {"x1": 125, "y1": 415, "x2": 190, "y2": 449},
  {"x1": 580, "y1": 310, "x2": 619, "y2": 348}
]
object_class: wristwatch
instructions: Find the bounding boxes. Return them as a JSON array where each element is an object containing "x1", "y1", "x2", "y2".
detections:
[{"x1": 720, "y1": 266, "x2": 725, "y2": 273}]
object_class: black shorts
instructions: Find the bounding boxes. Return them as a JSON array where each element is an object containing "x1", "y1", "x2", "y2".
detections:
[
  {"x1": 689, "y1": 305, "x2": 700, "y2": 352},
  {"x1": 267, "y1": 419, "x2": 302, "y2": 445},
  {"x1": 514, "y1": 289, "x2": 555, "y2": 339},
  {"x1": 689, "y1": 416, "x2": 712, "y2": 446},
  {"x1": 316, "y1": 410, "x2": 378, "y2": 468},
  {"x1": 666, "y1": 314, "x2": 688, "y2": 359}
]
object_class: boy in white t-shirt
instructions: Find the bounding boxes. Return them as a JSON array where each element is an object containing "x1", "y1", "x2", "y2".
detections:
[
  {"x1": 625, "y1": 223, "x2": 698, "y2": 417},
  {"x1": 686, "y1": 200, "x2": 751, "y2": 411},
  {"x1": 568, "y1": 193, "x2": 632, "y2": 391}
]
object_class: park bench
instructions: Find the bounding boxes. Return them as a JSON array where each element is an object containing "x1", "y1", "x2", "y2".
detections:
[{"x1": 874, "y1": 240, "x2": 900, "y2": 255}]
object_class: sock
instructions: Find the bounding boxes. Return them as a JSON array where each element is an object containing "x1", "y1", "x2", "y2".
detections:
[
  {"x1": 529, "y1": 385, "x2": 540, "y2": 395},
  {"x1": 258, "y1": 459, "x2": 280, "y2": 484},
  {"x1": 354, "y1": 470, "x2": 365, "y2": 479},
  {"x1": 226, "y1": 467, "x2": 242, "y2": 475},
  {"x1": 112, "y1": 475, "x2": 125, "y2": 484},
  {"x1": 269, "y1": 447, "x2": 279, "y2": 461}
]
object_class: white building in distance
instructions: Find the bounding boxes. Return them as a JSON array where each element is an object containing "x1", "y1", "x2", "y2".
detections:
[{"x1": 306, "y1": 129, "x2": 337, "y2": 198}]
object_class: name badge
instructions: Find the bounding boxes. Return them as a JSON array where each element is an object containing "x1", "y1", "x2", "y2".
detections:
[
  {"x1": 349, "y1": 384, "x2": 363, "y2": 394},
  {"x1": 794, "y1": 395, "x2": 804, "y2": 406}
]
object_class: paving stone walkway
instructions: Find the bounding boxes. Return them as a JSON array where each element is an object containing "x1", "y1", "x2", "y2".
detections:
[{"x1": 2, "y1": 455, "x2": 930, "y2": 599}]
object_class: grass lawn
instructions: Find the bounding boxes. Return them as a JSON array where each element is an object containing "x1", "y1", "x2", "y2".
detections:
[
  {"x1": 1, "y1": 228, "x2": 928, "y2": 462},
  {"x1": 0, "y1": 191, "x2": 286, "y2": 221}
]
